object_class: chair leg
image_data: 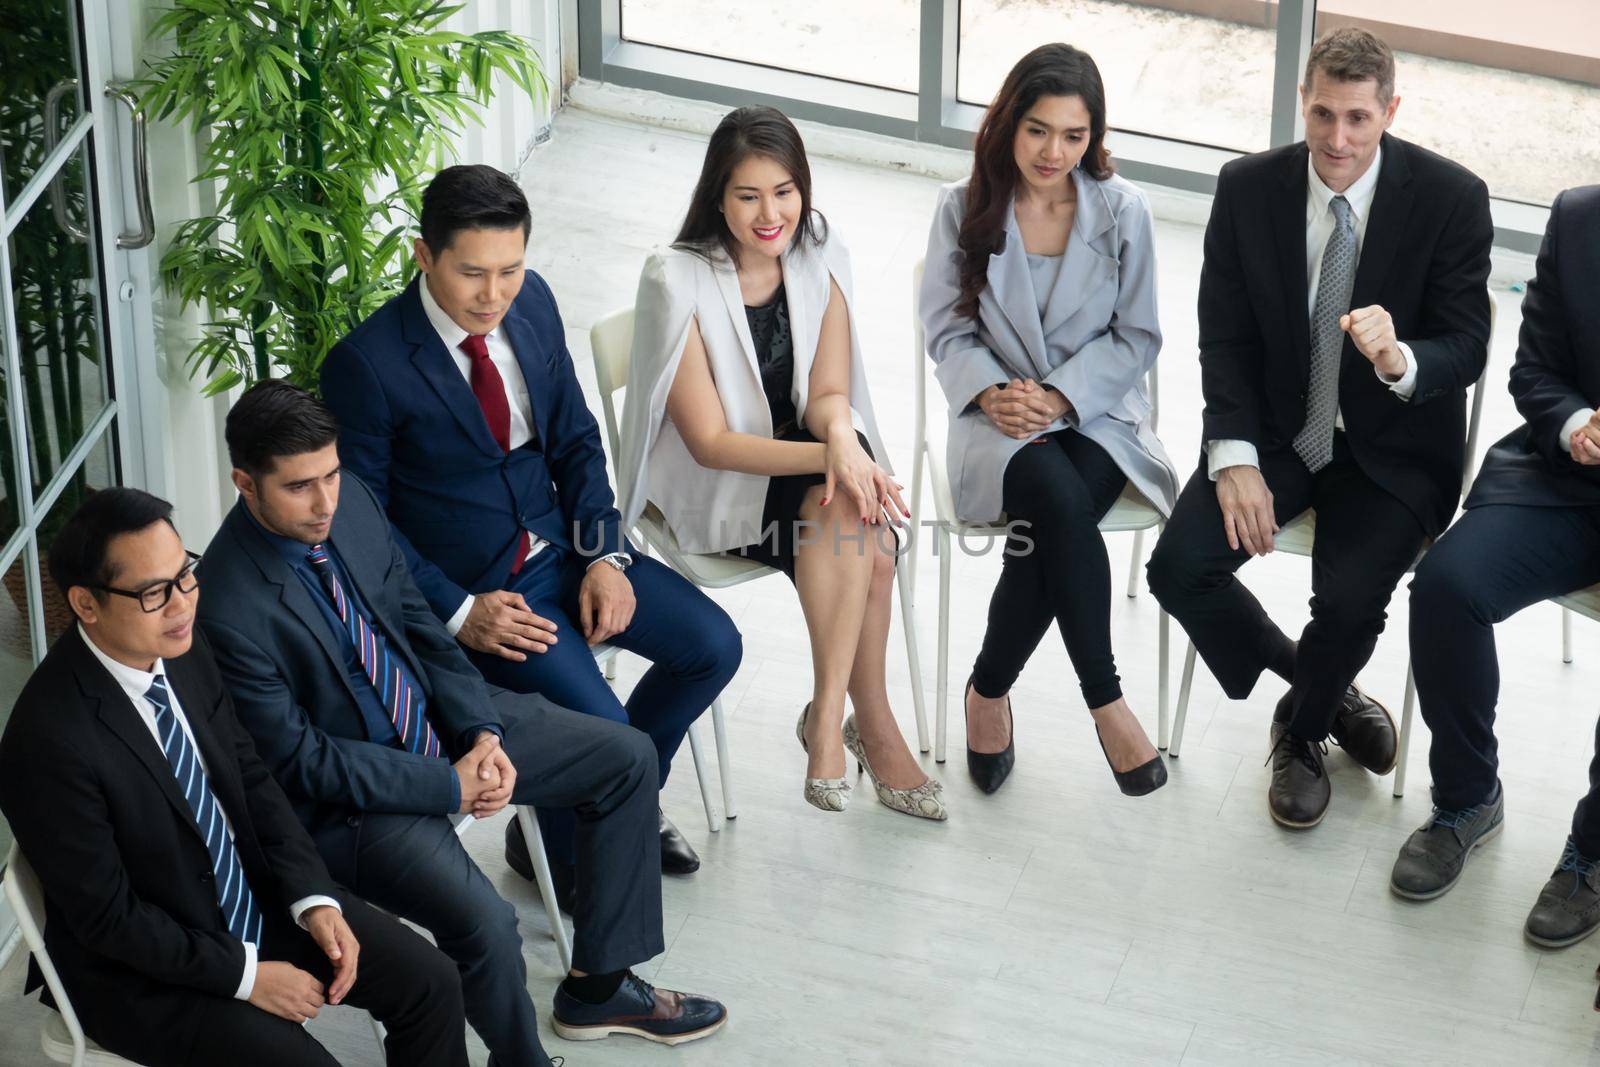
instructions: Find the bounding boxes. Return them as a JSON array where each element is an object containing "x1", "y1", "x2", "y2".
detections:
[
  {"x1": 686, "y1": 721, "x2": 722, "y2": 832},
  {"x1": 1394, "y1": 662, "x2": 1417, "y2": 798},
  {"x1": 516, "y1": 806, "x2": 573, "y2": 974},
  {"x1": 1170, "y1": 641, "x2": 1198, "y2": 759},
  {"x1": 1157, "y1": 610, "x2": 1170, "y2": 750},
  {"x1": 1126, "y1": 528, "x2": 1145, "y2": 599},
  {"x1": 908, "y1": 441, "x2": 925, "y2": 592},
  {"x1": 1564, "y1": 606, "x2": 1574, "y2": 664},
  {"x1": 710, "y1": 698, "x2": 737, "y2": 820},
  {"x1": 604, "y1": 654, "x2": 618, "y2": 682},
  {"x1": 935, "y1": 526, "x2": 952, "y2": 764},
  {"x1": 896, "y1": 555, "x2": 931, "y2": 753}
]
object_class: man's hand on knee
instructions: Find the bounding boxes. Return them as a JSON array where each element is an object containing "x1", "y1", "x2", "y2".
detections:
[
  {"x1": 1216, "y1": 465, "x2": 1278, "y2": 556},
  {"x1": 458, "y1": 590, "x2": 558, "y2": 661}
]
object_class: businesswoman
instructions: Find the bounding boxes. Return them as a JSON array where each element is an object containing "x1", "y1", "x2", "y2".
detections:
[
  {"x1": 919, "y1": 43, "x2": 1178, "y2": 797},
  {"x1": 619, "y1": 106, "x2": 945, "y2": 819}
]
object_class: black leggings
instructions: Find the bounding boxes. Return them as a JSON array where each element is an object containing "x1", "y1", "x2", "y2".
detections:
[{"x1": 971, "y1": 429, "x2": 1127, "y2": 709}]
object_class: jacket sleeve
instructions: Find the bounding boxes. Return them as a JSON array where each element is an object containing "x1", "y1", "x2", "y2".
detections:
[
  {"x1": 1508, "y1": 190, "x2": 1591, "y2": 466},
  {"x1": 919, "y1": 185, "x2": 1013, "y2": 417},
  {"x1": 320, "y1": 338, "x2": 474, "y2": 620},
  {"x1": 1405, "y1": 174, "x2": 1494, "y2": 407},
  {"x1": 199, "y1": 616, "x2": 459, "y2": 816},
  {"x1": 1197, "y1": 165, "x2": 1271, "y2": 448},
  {"x1": 1042, "y1": 188, "x2": 1162, "y2": 425},
  {"x1": 0, "y1": 696, "x2": 247, "y2": 998},
  {"x1": 524, "y1": 271, "x2": 627, "y2": 560}
]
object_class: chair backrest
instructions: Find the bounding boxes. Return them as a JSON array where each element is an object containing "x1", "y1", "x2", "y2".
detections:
[
  {"x1": 4, "y1": 843, "x2": 90, "y2": 1063},
  {"x1": 589, "y1": 307, "x2": 636, "y2": 464},
  {"x1": 1460, "y1": 290, "x2": 1498, "y2": 496}
]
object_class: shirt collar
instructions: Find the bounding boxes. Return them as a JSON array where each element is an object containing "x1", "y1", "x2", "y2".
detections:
[
  {"x1": 79, "y1": 622, "x2": 166, "y2": 701},
  {"x1": 240, "y1": 501, "x2": 320, "y2": 568},
  {"x1": 1307, "y1": 144, "x2": 1382, "y2": 225},
  {"x1": 418, "y1": 272, "x2": 497, "y2": 354}
]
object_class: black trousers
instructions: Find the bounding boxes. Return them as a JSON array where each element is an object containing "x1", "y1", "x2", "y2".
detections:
[
  {"x1": 1148, "y1": 436, "x2": 1427, "y2": 740},
  {"x1": 1410, "y1": 502, "x2": 1600, "y2": 851},
  {"x1": 95, "y1": 891, "x2": 466, "y2": 1067},
  {"x1": 971, "y1": 430, "x2": 1128, "y2": 709},
  {"x1": 316, "y1": 691, "x2": 662, "y2": 1067}
]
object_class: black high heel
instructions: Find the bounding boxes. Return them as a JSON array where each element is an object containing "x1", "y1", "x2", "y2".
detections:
[
  {"x1": 964, "y1": 675, "x2": 1015, "y2": 795},
  {"x1": 1094, "y1": 725, "x2": 1168, "y2": 797}
]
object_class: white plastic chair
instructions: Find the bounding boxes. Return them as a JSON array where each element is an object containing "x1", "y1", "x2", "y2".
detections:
[
  {"x1": 588, "y1": 306, "x2": 935, "y2": 782},
  {"x1": 907, "y1": 261, "x2": 1172, "y2": 763},
  {"x1": 1166, "y1": 292, "x2": 1497, "y2": 800},
  {"x1": 451, "y1": 803, "x2": 572, "y2": 974}
]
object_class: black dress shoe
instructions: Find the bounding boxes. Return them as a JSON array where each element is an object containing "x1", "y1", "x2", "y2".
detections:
[
  {"x1": 505, "y1": 815, "x2": 576, "y2": 914},
  {"x1": 963, "y1": 674, "x2": 1015, "y2": 795},
  {"x1": 552, "y1": 971, "x2": 727, "y2": 1046},
  {"x1": 1328, "y1": 683, "x2": 1398, "y2": 775},
  {"x1": 1094, "y1": 725, "x2": 1168, "y2": 797},
  {"x1": 659, "y1": 810, "x2": 700, "y2": 875},
  {"x1": 1266, "y1": 718, "x2": 1330, "y2": 830}
]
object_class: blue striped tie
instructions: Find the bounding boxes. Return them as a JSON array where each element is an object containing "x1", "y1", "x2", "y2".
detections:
[
  {"x1": 306, "y1": 543, "x2": 441, "y2": 758},
  {"x1": 145, "y1": 675, "x2": 263, "y2": 945}
]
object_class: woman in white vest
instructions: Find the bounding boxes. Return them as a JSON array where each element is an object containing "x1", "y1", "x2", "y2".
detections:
[
  {"x1": 620, "y1": 107, "x2": 944, "y2": 819},
  {"x1": 919, "y1": 44, "x2": 1179, "y2": 798}
]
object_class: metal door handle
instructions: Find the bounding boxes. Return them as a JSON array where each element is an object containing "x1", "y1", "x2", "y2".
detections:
[
  {"x1": 105, "y1": 83, "x2": 154, "y2": 250},
  {"x1": 43, "y1": 78, "x2": 89, "y2": 242}
]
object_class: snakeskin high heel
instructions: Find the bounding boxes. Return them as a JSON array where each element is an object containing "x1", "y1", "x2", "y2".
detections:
[
  {"x1": 796, "y1": 703, "x2": 850, "y2": 812},
  {"x1": 842, "y1": 715, "x2": 946, "y2": 821}
]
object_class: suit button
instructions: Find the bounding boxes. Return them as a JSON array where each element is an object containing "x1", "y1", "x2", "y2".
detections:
[
  {"x1": 199, "y1": 871, "x2": 214, "y2": 883},
  {"x1": 347, "y1": 815, "x2": 361, "y2": 828}
]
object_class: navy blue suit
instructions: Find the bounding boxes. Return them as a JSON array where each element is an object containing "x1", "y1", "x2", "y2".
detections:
[{"x1": 321, "y1": 271, "x2": 742, "y2": 859}]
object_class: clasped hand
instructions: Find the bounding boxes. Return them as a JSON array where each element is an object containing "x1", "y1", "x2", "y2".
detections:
[
  {"x1": 977, "y1": 379, "x2": 1071, "y2": 440},
  {"x1": 248, "y1": 905, "x2": 359, "y2": 1022},
  {"x1": 1571, "y1": 409, "x2": 1600, "y2": 466},
  {"x1": 823, "y1": 432, "x2": 908, "y2": 525},
  {"x1": 455, "y1": 731, "x2": 516, "y2": 818}
]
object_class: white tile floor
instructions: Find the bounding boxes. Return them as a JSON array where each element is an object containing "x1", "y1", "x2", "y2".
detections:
[{"x1": 4, "y1": 105, "x2": 1599, "y2": 1065}]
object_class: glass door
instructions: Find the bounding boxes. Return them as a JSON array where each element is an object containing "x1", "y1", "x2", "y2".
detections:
[{"x1": 0, "y1": 0, "x2": 150, "y2": 908}]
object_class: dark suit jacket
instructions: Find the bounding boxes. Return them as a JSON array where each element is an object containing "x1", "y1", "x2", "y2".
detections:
[
  {"x1": 1197, "y1": 133, "x2": 1494, "y2": 536},
  {"x1": 0, "y1": 626, "x2": 335, "y2": 1043},
  {"x1": 320, "y1": 271, "x2": 626, "y2": 622},
  {"x1": 1466, "y1": 185, "x2": 1600, "y2": 509},
  {"x1": 195, "y1": 474, "x2": 500, "y2": 852}
]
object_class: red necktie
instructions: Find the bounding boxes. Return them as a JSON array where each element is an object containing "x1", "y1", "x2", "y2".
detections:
[{"x1": 460, "y1": 334, "x2": 531, "y2": 574}]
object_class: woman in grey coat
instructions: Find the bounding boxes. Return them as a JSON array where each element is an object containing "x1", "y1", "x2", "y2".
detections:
[{"x1": 919, "y1": 44, "x2": 1178, "y2": 797}]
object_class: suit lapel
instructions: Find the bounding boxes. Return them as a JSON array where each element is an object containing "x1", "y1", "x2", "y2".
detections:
[
  {"x1": 164, "y1": 650, "x2": 249, "y2": 842},
  {"x1": 1347, "y1": 136, "x2": 1413, "y2": 371},
  {"x1": 990, "y1": 200, "x2": 1051, "y2": 379},
  {"x1": 327, "y1": 515, "x2": 426, "y2": 688},
  {"x1": 1040, "y1": 172, "x2": 1118, "y2": 337},
  {"x1": 1274, "y1": 145, "x2": 1313, "y2": 380},
  {"x1": 711, "y1": 255, "x2": 769, "y2": 398},
  {"x1": 400, "y1": 279, "x2": 504, "y2": 458},
  {"x1": 498, "y1": 305, "x2": 550, "y2": 446}
]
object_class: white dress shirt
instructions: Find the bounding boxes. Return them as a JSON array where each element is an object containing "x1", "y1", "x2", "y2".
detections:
[
  {"x1": 1207, "y1": 146, "x2": 1420, "y2": 478},
  {"x1": 80, "y1": 625, "x2": 339, "y2": 1001}
]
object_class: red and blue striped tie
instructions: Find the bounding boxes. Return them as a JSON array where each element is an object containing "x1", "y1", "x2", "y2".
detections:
[{"x1": 306, "y1": 544, "x2": 441, "y2": 758}]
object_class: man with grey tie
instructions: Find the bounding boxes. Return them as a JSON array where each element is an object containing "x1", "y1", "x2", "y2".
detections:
[{"x1": 1147, "y1": 27, "x2": 1492, "y2": 829}]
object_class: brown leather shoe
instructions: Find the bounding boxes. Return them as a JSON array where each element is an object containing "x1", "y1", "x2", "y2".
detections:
[
  {"x1": 1267, "y1": 719, "x2": 1331, "y2": 829},
  {"x1": 552, "y1": 972, "x2": 727, "y2": 1046},
  {"x1": 1328, "y1": 684, "x2": 1397, "y2": 775}
]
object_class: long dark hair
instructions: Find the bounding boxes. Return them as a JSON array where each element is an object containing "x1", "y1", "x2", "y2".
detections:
[
  {"x1": 955, "y1": 44, "x2": 1113, "y2": 319},
  {"x1": 673, "y1": 105, "x2": 826, "y2": 266}
]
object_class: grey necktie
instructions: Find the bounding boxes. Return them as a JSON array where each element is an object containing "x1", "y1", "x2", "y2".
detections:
[{"x1": 1293, "y1": 194, "x2": 1357, "y2": 473}]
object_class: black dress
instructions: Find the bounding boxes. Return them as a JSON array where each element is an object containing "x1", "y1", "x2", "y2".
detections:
[{"x1": 728, "y1": 283, "x2": 884, "y2": 581}]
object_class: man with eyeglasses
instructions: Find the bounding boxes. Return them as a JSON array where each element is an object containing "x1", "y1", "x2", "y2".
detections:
[{"x1": 0, "y1": 488, "x2": 469, "y2": 1066}]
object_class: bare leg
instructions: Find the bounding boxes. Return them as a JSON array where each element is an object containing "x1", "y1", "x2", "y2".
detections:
[
  {"x1": 793, "y1": 485, "x2": 875, "y2": 780},
  {"x1": 1089, "y1": 697, "x2": 1159, "y2": 772},
  {"x1": 845, "y1": 530, "x2": 929, "y2": 789}
]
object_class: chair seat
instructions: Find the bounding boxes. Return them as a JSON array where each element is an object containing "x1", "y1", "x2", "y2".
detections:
[
  {"x1": 926, "y1": 448, "x2": 1163, "y2": 537},
  {"x1": 1273, "y1": 509, "x2": 1316, "y2": 557},
  {"x1": 637, "y1": 509, "x2": 773, "y2": 590},
  {"x1": 41, "y1": 1012, "x2": 135, "y2": 1065},
  {"x1": 1555, "y1": 584, "x2": 1600, "y2": 624}
]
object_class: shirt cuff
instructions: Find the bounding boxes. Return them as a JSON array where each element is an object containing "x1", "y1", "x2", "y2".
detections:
[
  {"x1": 290, "y1": 895, "x2": 341, "y2": 929},
  {"x1": 464, "y1": 723, "x2": 504, "y2": 746},
  {"x1": 233, "y1": 940, "x2": 258, "y2": 1001},
  {"x1": 444, "y1": 593, "x2": 473, "y2": 637},
  {"x1": 1206, "y1": 439, "x2": 1260, "y2": 481},
  {"x1": 1560, "y1": 408, "x2": 1594, "y2": 455},
  {"x1": 1376, "y1": 342, "x2": 1418, "y2": 398},
  {"x1": 586, "y1": 552, "x2": 633, "y2": 571}
]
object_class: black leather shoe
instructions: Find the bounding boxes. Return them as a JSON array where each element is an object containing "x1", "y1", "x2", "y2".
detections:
[
  {"x1": 1266, "y1": 716, "x2": 1331, "y2": 830},
  {"x1": 659, "y1": 810, "x2": 700, "y2": 875},
  {"x1": 552, "y1": 971, "x2": 727, "y2": 1046},
  {"x1": 505, "y1": 815, "x2": 576, "y2": 914},
  {"x1": 1094, "y1": 725, "x2": 1168, "y2": 797},
  {"x1": 1328, "y1": 683, "x2": 1398, "y2": 775},
  {"x1": 964, "y1": 675, "x2": 1015, "y2": 795}
]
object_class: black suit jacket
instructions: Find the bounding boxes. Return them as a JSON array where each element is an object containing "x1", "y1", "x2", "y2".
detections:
[
  {"x1": 1197, "y1": 133, "x2": 1494, "y2": 536},
  {"x1": 1466, "y1": 185, "x2": 1600, "y2": 509},
  {"x1": 0, "y1": 626, "x2": 336, "y2": 1037},
  {"x1": 195, "y1": 473, "x2": 501, "y2": 854}
]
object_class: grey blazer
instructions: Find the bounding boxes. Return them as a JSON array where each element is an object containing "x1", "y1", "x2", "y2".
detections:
[{"x1": 919, "y1": 171, "x2": 1179, "y2": 523}]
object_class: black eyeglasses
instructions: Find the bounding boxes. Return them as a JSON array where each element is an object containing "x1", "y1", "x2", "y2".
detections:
[{"x1": 89, "y1": 551, "x2": 201, "y2": 613}]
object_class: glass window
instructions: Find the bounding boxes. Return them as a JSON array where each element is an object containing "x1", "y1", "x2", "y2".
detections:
[
  {"x1": 33, "y1": 429, "x2": 117, "y2": 650},
  {"x1": 0, "y1": 0, "x2": 86, "y2": 206},
  {"x1": 958, "y1": 0, "x2": 1275, "y2": 153},
  {"x1": 1314, "y1": 11, "x2": 1600, "y2": 207},
  {"x1": 0, "y1": 552, "x2": 35, "y2": 864},
  {"x1": 620, "y1": 0, "x2": 921, "y2": 93}
]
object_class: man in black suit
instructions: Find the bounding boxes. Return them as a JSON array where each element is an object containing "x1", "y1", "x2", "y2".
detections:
[
  {"x1": 0, "y1": 488, "x2": 467, "y2": 1066},
  {"x1": 1391, "y1": 187, "x2": 1600, "y2": 945},
  {"x1": 1147, "y1": 27, "x2": 1493, "y2": 829},
  {"x1": 195, "y1": 381, "x2": 727, "y2": 1067}
]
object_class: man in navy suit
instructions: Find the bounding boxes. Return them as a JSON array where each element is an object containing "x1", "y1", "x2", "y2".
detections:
[
  {"x1": 320, "y1": 165, "x2": 741, "y2": 881},
  {"x1": 197, "y1": 382, "x2": 729, "y2": 1066}
]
